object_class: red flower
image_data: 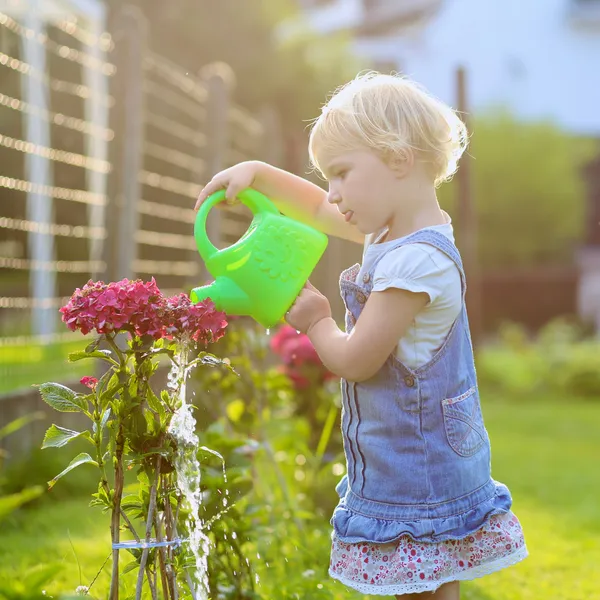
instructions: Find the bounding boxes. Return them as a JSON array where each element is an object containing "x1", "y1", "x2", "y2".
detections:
[
  {"x1": 270, "y1": 325, "x2": 321, "y2": 366},
  {"x1": 60, "y1": 279, "x2": 228, "y2": 344},
  {"x1": 161, "y1": 294, "x2": 228, "y2": 345},
  {"x1": 271, "y1": 325, "x2": 335, "y2": 390},
  {"x1": 80, "y1": 376, "x2": 98, "y2": 391}
]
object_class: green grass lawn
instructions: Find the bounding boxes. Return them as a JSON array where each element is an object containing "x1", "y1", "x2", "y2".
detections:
[
  {"x1": 0, "y1": 338, "x2": 89, "y2": 396},
  {"x1": 1, "y1": 393, "x2": 598, "y2": 599}
]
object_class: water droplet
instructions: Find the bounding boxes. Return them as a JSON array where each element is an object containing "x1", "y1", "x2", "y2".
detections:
[{"x1": 265, "y1": 328, "x2": 271, "y2": 335}]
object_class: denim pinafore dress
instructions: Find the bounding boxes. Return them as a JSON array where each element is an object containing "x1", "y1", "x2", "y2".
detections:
[
  {"x1": 328, "y1": 229, "x2": 527, "y2": 595},
  {"x1": 329, "y1": 229, "x2": 527, "y2": 594}
]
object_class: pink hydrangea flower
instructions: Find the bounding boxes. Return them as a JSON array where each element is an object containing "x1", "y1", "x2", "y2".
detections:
[
  {"x1": 80, "y1": 376, "x2": 98, "y2": 390},
  {"x1": 161, "y1": 294, "x2": 228, "y2": 345},
  {"x1": 270, "y1": 325, "x2": 335, "y2": 390},
  {"x1": 59, "y1": 279, "x2": 228, "y2": 344}
]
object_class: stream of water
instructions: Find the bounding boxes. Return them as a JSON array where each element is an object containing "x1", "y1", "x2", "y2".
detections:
[{"x1": 167, "y1": 343, "x2": 211, "y2": 599}]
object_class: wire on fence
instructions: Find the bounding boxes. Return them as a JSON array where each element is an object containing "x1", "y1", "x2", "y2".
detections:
[
  {"x1": 0, "y1": 331, "x2": 83, "y2": 348},
  {"x1": 55, "y1": 18, "x2": 114, "y2": 51},
  {"x1": 134, "y1": 259, "x2": 198, "y2": 277},
  {"x1": 0, "y1": 50, "x2": 115, "y2": 107},
  {"x1": 0, "y1": 91, "x2": 114, "y2": 141},
  {"x1": 0, "y1": 176, "x2": 106, "y2": 205},
  {"x1": 0, "y1": 216, "x2": 106, "y2": 240},
  {"x1": 144, "y1": 112, "x2": 206, "y2": 149},
  {"x1": 0, "y1": 257, "x2": 106, "y2": 273},
  {"x1": 143, "y1": 141, "x2": 204, "y2": 172},
  {"x1": 143, "y1": 79, "x2": 205, "y2": 122},
  {"x1": 0, "y1": 296, "x2": 70, "y2": 309},
  {"x1": 139, "y1": 170, "x2": 202, "y2": 200},
  {"x1": 144, "y1": 52, "x2": 208, "y2": 104},
  {"x1": 0, "y1": 12, "x2": 116, "y2": 76},
  {"x1": 0, "y1": 133, "x2": 111, "y2": 173}
]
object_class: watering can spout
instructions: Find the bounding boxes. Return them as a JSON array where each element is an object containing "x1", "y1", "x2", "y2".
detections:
[{"x1": 190, "y1": 278, "x2": 250, "y2": 317}]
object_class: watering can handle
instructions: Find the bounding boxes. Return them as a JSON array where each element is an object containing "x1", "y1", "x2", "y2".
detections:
[{"x1": 194, "y1": 188, "x2": 280, "y2": 261}]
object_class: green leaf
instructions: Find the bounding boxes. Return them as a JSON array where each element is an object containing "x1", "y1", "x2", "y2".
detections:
[
  {"x1": 123, "y1": 560, "x2": 139, "y2": 574},
  {"x1": 160, "y1": 389, "x2": 172, "y2": 408},
  {"x1": 144, "y1": 407, "x2": 156, "y2": 434},
  {"x1": 0, "y1": 486, "x2": 44, "y2": 522},
  {"x1": 42, "y1": 424, "x2": 92, "y2": 449},
  {"x1": 147, "y1": 390, "x2": 166, "y2": 420},
  {"x1": 0, "y1": 412, "x2": 45, "y2": 441},
  {"x1": 37, "y1": 382, "x2": 87, "y2": 413},
  {"x1": 48, "y1": 453, "x2": 98, "y2": 489},
  {"x1": 68, "y1": 349, "x2": 114, "y2": 363},
  {"x1": 101, "y1": 372, "x2": 122, "y2": 400},
  {"x1": 86, "y1": 337, "x2": 102, "y2": 353},
  {"x1": 101, "y1": 407, "x2": 112, "y2": 429}
]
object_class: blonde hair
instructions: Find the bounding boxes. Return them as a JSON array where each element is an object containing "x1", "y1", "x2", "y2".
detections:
[{"x1": 309, "y1": 72, "x2": 468, "y2": 186}]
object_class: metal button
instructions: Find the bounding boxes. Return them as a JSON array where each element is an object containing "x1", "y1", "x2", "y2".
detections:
[
  {"x1": 356, "y1": 292, "x2": 367, "y2": 305},
  {"x1": 362, "y1": 273, "x2": 371, "y2": 284},
  {"x1": 404, "y1": 375, "x2": 416, "y2": 388}
]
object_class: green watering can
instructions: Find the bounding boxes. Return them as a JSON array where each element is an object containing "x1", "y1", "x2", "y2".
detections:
[{"x1": 191, "y1": 188, "x2": 328, "y2": 328}]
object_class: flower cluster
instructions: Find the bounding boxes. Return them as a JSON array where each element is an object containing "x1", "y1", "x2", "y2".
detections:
[
  {"x1": 270, "y1": 325, "x2": 335, "y2": 390},
  {"x1": 162, "y1": 293, "x2": 228, "y2": 344},
  {"x1": 60, "y1": 278, "x2": 227, "y2": 344}
]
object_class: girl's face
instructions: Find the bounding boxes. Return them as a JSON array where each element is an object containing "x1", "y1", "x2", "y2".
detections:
[{"x1": 323, "y1": 149, "x2": 408, "y2": 236}]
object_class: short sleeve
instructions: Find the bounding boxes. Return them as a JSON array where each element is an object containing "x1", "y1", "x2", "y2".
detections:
[{"x1": 372, "y1": 243, "x2": 461, "y2": 305}]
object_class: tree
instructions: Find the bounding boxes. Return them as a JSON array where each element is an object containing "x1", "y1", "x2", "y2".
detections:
[{"x1": 439, "y1": 113, "x2": 597, "y2": 268}]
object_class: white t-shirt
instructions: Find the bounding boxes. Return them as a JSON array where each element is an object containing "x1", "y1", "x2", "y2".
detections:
[{"x1": 359, "y1": 216, "x2": 462, "y2": 370}]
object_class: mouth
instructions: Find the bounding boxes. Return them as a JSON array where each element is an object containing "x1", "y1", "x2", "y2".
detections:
[{"x1": 342, "y1": 210, "x2": 354, "y2": 223}]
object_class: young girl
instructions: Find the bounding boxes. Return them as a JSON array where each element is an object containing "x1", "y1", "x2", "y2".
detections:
[{"x1": 195, "y1": 72, "x2": 528, "y2": 599}]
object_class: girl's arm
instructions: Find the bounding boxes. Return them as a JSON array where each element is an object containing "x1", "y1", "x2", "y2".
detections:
[
  {"x1": 306, "y1": 288, "x2": 429, "y2": 381},
  {"x1": 195, "y1": 160, "x2": 363, "y2": 244}
]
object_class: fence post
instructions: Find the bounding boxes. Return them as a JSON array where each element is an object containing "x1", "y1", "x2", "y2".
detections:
[
  {"x1": 198, "y1": 62, "x2": 235, "y2": 252},
  {"x1": 82, "y1": 4, "x2": 111, "y2": 281},
  {"x1": 104, "y1": 5, "x2": 147, "y2": 282},
  {"x1": 20, "y1": 0, "x2": 56, "y2": 336}
]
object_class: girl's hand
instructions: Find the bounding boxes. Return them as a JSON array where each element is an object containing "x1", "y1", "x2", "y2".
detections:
[
  {"x1": 286, "y1": 281, "x2": 332, "y2": 334},
  {"x1": 194, "y1": 161, "x2": 263, "y2": 210}
]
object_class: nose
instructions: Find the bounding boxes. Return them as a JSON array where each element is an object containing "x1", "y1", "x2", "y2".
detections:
[{"x1": 327, "y1": 188, "x2": 341, "y2": 205}]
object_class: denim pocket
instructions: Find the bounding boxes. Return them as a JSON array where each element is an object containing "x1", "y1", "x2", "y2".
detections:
[{"x1": 442, "y1": 386, "x2": 487, "y2": 457}]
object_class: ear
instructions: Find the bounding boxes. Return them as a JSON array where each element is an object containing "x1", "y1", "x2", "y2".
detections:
[{"x1": 389, "y1": 149, "x2": 414, "y2": 179}]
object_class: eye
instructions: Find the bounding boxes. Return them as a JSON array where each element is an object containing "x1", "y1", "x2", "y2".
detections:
[{"x1": 335, "y1": 169, "x2": 348, "y2": 179}]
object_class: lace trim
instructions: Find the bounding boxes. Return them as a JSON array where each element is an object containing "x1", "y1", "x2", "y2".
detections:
[{"x1": 329, "y1": 545, "x2": 528, "y2": 596}]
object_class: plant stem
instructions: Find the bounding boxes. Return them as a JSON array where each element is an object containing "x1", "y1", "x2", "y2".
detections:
[
  {"x1": 155, "y1": 505, "x2": 172, "y2": 600},
  {"x1": 106, "y1": 332, "x2": 126, "y2": 365},
  {"x1": 147, "y1": 565, "x2": 158, "y2": 600},
  {"x1": 163, "y1": 479, "x2": 179, "y2": 600},
  {"x1": 135, "y1": 456, "x2": 162, "y2": 600},
  {"x1": 109, "y1": 426, "x2": 125, "y2": 600}
]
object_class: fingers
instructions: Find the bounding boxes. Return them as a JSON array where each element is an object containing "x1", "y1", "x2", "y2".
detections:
[
  {"x1": 225, "y1": 182, "x2": 242, "y2": 202},
  {"x1": 195, "y1": 178, "x2": 224, "y2": 210},
  {"x1": 195, "y1": 179, "x2": 243, "y2": 212}
]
